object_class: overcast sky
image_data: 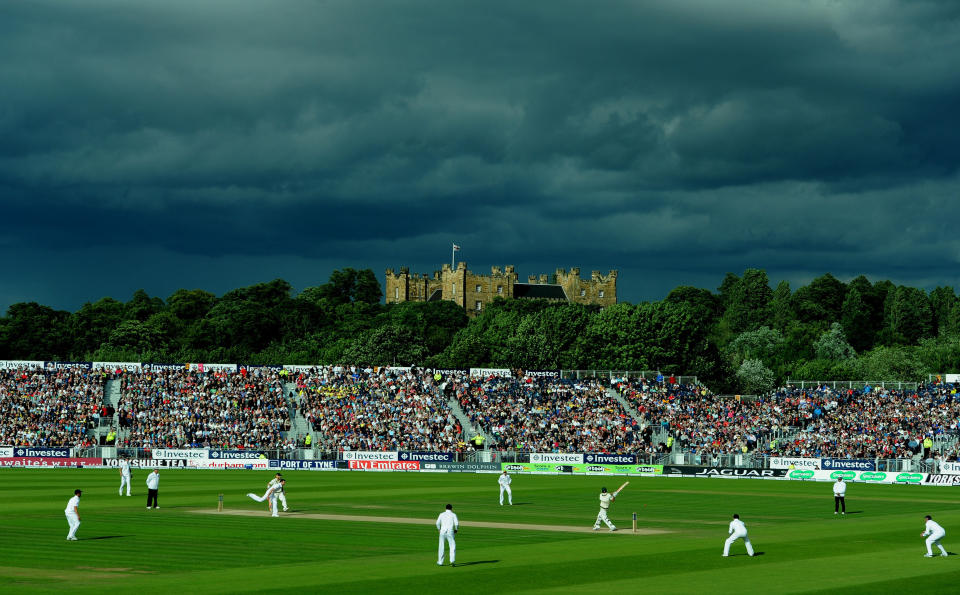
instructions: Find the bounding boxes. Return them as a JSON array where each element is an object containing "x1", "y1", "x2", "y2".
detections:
[{"x1": 2, "y1": 0, "x2": 959, "y2": 313}]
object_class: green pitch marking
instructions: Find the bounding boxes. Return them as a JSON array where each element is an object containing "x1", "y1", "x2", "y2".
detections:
[{"x1": 0, "y1": 469, "x2": 958, "y2": 593}]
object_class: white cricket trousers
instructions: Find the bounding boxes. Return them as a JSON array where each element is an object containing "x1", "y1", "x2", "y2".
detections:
[
  {"x1": 438, "y1": 531, "x2": 456, "y2": 565},
  {"x1": 120, "y1": 474, "x2": 131, "y2": 495},
  {"x1": 594, "y1": 508, "x2": 615, "y2": 530},
  {"x1": 724, "y1": 531, "x2": 754, "y2": 556},
  {"x1": 926, "y1": 531, "x2": 947, "y2": 556},
  {"x1": 66, "y1": 513, "x2": 80, "y2": 539},
  {"x1": 499, "y1": 485, "x2": 512, "y2": 505}
]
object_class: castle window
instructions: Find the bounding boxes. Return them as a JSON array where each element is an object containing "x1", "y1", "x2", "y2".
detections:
[
  {"x1": 599, "y1": 290, "x2": 605, "y2": 298},
  {"x1": 452, "y1": 284, "x2": 456, "y2": 296},
  {"x1": 395, "y1": 287, "x2": 399, "y2": 300},
  {"x1": 580, "y1": 289, "x2": 586, "y2": 297},
  {"x1": 475, "y1": 300, "x2": 482, "y2": 311},
  {"x1": 497, "y1": 286, "x2": 503, "y2": 294},
  {"x1": 476, "y1": 284, "x2": 482, "y2": 293}
]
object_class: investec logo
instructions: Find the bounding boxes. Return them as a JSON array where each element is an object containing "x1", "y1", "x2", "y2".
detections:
[
  {"x1": 343, "y1": 451, "x2": 397, "y2": 461},
  {"x1": 530, "y1": 453, "x2": 583, "y2": 464},
  {"x1": 585, "y1": 454, "x2": 634, "y2": 464},
  {"x1": 823, "y1": 458, "x2": 873, "y2": 470}
]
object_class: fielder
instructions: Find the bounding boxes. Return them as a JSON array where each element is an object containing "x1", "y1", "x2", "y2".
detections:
[
  {"x1": 119, "y1": 457, "x2": 132, "y2": 496},
  {"x1": 593, "y1": 487, "x2": 617, "y2": 532},
  {"x1": 247, "y1": 478, "x2": 285, "y2": 517},
  {"x1": 833, "y1": 477, "x2": 846, "y2": 515},
  {"x1": 498, "y1": 471, "x2": 513, "y2": 505},
  {"x1": 65, "y1": 489, "x2": 82, "y2": 541},
  {"x1": 723, "y1": 514, "x2": 754, "y2": 557},
  {"x1": 922, "y1": 515, "x2": 948, "y2": 557},
  {"x1": 436, "y1": 503, "x2": 459, "y2": 566}
]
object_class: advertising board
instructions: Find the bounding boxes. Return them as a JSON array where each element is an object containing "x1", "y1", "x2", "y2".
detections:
[
  {"x1": 269, "y1": 460, "x2": 338, "y2": 470},
  {"x1": 342, "y1": 451, "x2": 399, "y2": 461},
  {"x1": 770, "y1": 457, "x2": 819, "y2": 470},
  {"x1": 152, "y1": 449, "x2": 208, "y2": 460},
  {"x1": 0, "y1": 457, "x2": 100, "y2": 467},
  {"x1": 530, "y1": 453, "x2": 584, "y2": 464},
  {"x1": 348, "y1": 460, "x2": 420, "y2": 471},
  {"x1": 664, "y1": 466, "x2": 788, "y2": 478}
]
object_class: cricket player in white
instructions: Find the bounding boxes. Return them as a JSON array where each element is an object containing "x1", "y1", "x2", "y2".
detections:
[
  {"x1": 498, "y1": 471, "x2": 513, "y2": 505},
  {"x1": 833, "y1": 477, "x2": 846, "y2": 515},
  {"x1": 593, "y1": 487, "x2": 617, "y2": 531},
  {"x1": 119, "y1": 458, "x2": 132, "y2": 496},
  {"x1": 247, "y1": 479, "x2": 284, "y2": 517},
  {"x1": 436, "y1": 504, "x2": 459, "y2": 566},
  {"x1": 922, "y1": 515, "x2": 948, "y2": 557},
  {"x1": 723, "y1": 514, "x2": 754, "y2": 557},
  {"x1": 266, "y1": 473, "x2": 289, "y2": 511},
  {"x1": 65, "y1": 489, "x2": 81, "y2": 541}
]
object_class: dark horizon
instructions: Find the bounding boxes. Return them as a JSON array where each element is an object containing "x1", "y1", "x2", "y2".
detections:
[{"x1": 3, "y1": 1, "x2": 959, "y2": 314}]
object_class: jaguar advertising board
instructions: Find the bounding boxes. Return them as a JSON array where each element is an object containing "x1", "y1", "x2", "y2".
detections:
[{"x1": 664, "y1": 466, "x2": 788, "y2": 478}]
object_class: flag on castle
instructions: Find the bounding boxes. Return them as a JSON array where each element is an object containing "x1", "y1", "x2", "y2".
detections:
[{"x1": 452, "y1": 243, "x2": 461, "y2": 251}]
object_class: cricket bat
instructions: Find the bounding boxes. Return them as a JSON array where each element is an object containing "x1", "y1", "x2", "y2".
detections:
[{"x1": 613, "y1": 481, "x2": 629, "y2": 497}]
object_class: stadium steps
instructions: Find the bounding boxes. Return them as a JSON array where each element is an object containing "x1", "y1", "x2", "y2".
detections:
[
  {"x1": 97, "y1": 378, "x2": 123, "y2": 443},
  {"x1": 284, "y1": 381, "x2": 312, "y2": 444},
  {"x1": 446, "y1": 397, "x2": 495, "y2": 447}
]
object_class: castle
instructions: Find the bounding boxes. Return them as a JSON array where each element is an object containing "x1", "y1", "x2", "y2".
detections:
[{"x1": 385, "y1": 262, "x2": 617, "y2": 314}]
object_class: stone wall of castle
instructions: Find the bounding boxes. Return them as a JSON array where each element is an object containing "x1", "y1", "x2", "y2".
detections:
[{"x1": 385, "y1": 263, "x2": 616, "y2": 314}]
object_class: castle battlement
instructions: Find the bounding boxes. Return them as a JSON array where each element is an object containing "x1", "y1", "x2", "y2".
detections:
[{"x1": 385, "y1": 262, "x2": 617, "y2": 315}]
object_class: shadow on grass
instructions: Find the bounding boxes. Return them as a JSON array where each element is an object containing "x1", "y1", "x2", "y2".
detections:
[
  {"x1": 454, "y1": 560, "x2": 499, "y2": 567},
  {"x1": 84, "y1": 536, "x2": 128, "y2": 540}
]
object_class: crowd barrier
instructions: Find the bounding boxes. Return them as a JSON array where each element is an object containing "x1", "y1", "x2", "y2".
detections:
[{"x1": 2, "y1": 445, "x2": 957, "y2": 484}]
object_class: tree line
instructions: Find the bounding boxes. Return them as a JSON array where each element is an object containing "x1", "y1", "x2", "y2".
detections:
[{"x1": 2, "y1": 267, "x2": 959, "y2": 392}]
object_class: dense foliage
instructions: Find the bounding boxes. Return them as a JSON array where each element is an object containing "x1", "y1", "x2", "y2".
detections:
[{"x1": 3, "y1": 267, "x2": 960, "y2": 391}]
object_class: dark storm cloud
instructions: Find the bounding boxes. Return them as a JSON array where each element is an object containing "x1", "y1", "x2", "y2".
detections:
[{"x1": 1, "y1": 0, "x2": 960, "y2": 312}]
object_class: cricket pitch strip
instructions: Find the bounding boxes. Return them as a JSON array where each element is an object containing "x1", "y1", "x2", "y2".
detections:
[{"x1": 190, "y1": 509, "x2": 671, "y2": 535}]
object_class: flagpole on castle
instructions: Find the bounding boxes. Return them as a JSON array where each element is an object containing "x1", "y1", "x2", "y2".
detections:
[{"x1": 452, "y1": 242, "x2": 460, "y2": 269}]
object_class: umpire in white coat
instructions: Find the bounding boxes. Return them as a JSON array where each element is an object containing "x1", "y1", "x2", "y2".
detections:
[{"x1": 436, "y1": 504, "x2": 459, "y2": 566}]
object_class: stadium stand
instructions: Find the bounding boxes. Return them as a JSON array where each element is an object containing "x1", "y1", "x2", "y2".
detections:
[
  {"x1": 294, "y1": 366, "x2": 466, "y2": 452},
  {"x1": 115, "y1": 368, "x2": 293, "y2": 450},
  {"x1": 0, "y1": 367, "x2": 107, "y2": 448},
  {"x1": 451, "y1": 373, "x2": 644, "y2": 454}
]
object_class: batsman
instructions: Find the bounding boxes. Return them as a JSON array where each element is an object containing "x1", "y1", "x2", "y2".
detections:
[{"x1": 593, "y1": 482, "x2": 628, "y2": 532}]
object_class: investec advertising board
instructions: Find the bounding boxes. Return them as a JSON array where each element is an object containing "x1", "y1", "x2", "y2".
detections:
[
  {"x1": 785, "y1": 469, "x2": 926, "y2": 484},
  {"x1": 342, "y1": 451, "x2": 399, "y2": 461},
  {"x1": 770, "y1": 457, "x2": 819, "y2": 470},
  {"x1": 152, "y1": 449, "x2": 208, "y2": 460},
  {"x1": 940, "y1": 461, "x2": 960, "y2": 475},
  {"x1": 501, "y1": 462, "x2": 663, "y2": 475}
]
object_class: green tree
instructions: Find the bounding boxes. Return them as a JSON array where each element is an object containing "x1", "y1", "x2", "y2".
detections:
[
  {"x1": 736, "y1": 359, "x2": 775, "y2": 394},
  {"x1": 69, "y1": 297, "x2": 126, "y2": 357},
  {"x1": 841, "y1": 287, "x2": 873, "y2": 352},
  {"x1": 125, "y1": 289, "x2": 164, "y2": 322},
  {"x1": 343, "y1": 323, "x2": 427, "y2": 366},
  {"x1": 929, "y1": 286, "x2": 956, "y2": 336},
  {"x1": 722, "y1": 269, "x2": 773, "y2": 333},
  {"x1": 883, "y1": 286, "x2": 933, "y2": 345},
  {"x1": 316, "y1": 268, "x2": 382, "y2": 305},
  {"x1": 727, "y1": 326, "x2": 784, "y2": 368},
  {"x1": 792, "y1": 273, "x2": 845, "y2": 325},
  {"x1": 0, "y1": 302, "x2": 71, "y2": 359},
  {"x1": 769, "y1": 281, "x2": 794, "y2": 331},
  {"x1": 814, "y1": 322, "x2": 856, "y2": 360}
]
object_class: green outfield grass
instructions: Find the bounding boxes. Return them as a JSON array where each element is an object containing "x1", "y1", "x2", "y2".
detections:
[{"x1": 1, "y1": 469, "x2": 958, "y2": 594}]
